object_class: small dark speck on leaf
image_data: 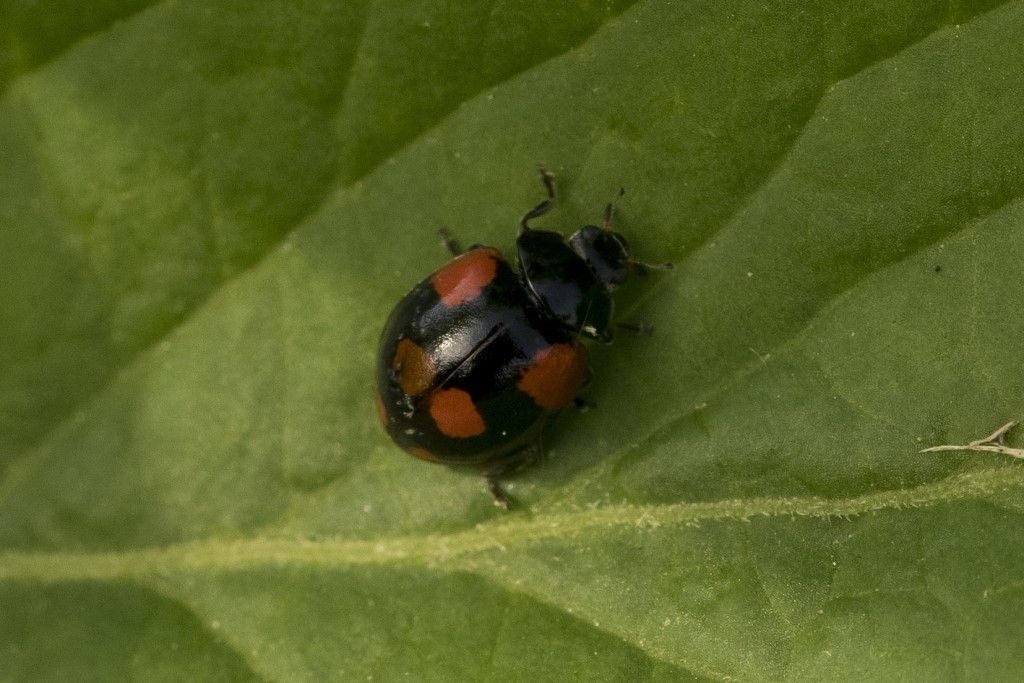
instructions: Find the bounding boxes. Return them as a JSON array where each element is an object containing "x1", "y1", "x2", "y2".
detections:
[{"x1": 933, "y1": 264, "x2": 942, "y2": 272}]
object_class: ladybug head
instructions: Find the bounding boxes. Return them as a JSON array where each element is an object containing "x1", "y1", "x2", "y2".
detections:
[{"x1": 568, "y1": 224, "x2": 632, "y2": 291}]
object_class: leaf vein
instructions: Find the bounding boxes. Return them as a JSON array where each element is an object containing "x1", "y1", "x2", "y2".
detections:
[
  {"x1": 0, "y1": 0, "x2": 165, "y2": 98},
  {"x1": 464, "y1": 574, "x2": 737, "y2": 682},
  {"x1": 672, "y1": 0, "x2": 1016, "y2": 269},
  {"x1": 2, "y1": 465, "x2": 1021, "y2": 584},
  {"x1": 139, "y1": 576, "x2": 276, "y2": 683},
  {"x1": 597, "y1": 191, "x2": 1024, "y2": 492}
]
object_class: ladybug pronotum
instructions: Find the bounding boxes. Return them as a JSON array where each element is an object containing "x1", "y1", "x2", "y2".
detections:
[{"x1": 375, "y1": 170, "x2": 671, "y2": 508}]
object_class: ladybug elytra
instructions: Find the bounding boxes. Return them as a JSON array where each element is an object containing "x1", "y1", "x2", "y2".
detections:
[{"x1": 375, "y1": 170, "x2": 671, "y2": 508}]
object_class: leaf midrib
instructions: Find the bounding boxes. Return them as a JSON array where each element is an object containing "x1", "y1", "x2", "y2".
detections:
[{"x1": 2, "y1": 465, "x2": 1020, "y2": 583}]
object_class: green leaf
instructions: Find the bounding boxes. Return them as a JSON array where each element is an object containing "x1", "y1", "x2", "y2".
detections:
[{"x1": 3, "y1": 0, "x2": 1024, "y2": 680}]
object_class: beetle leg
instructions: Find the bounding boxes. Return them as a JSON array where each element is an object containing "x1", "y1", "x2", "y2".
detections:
[
  {"x1": 519, "y1": 167, "x2": 557, "y2": 235},
  {"x1": 438, "y1": 228, "x2": 462, "y2": 256},
  {"x1": 580, "y1": 364, "x2": 594, "y2": 390},
  {"x1": 482, "y1": 435, "x2": 547, "y2": 510},
  {"x1": 539, "y1": 166, "x2": 556, "y2": 201},
  {"x1": 485, "y1": 475, "x2": 512, "y2": 510},
  {"x1": 602, "y1": 187, "x2": 625, "y2": 232},
  {"x1": 630, "y1": 259, "x2": 674, "y2": 275},
  {"x1": 573, "y1": 396, "x2": 595, "y2": 411},
  {"x1": 519, "y1": 201, "x2": 552, "y2": 235}
]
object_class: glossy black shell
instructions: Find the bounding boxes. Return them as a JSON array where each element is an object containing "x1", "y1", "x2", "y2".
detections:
[
  {"x1": 376, "y1": 247, "x2": 582, "y2": 467},
  {"x1": 517, "y1": 229, "x2": 613, "y2": 342}
]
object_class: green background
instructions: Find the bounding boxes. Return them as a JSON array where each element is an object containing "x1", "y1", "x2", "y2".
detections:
[{"x1": 3, "y1": 0, "x2": 1024, "y2": 680}]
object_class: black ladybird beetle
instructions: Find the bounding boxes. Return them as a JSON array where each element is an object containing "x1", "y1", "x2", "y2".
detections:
[{"x1": 375, "y1": 169, "x2": 671, "y2": 508}]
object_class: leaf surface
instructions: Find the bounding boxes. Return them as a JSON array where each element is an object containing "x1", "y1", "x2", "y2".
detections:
[{"x1": 3, "y1": 0, "x2": 1024, "y2": 680}]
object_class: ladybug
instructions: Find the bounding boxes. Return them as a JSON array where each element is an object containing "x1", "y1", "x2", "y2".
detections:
[{"x1": 375, "y1": 170, "x2": 671, "y2": 508}]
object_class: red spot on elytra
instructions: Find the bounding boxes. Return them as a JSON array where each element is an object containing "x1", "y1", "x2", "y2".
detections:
[
  {"x1": 429, "y1": 388, "x2": 486, "y2": 438},
  {"x1": 392, "y1": 338, "x2": 436, "y2": 396},
  {"x1": 431, "y1": 248, "x2": 500, "y2": 308},
  {"x1": 517, "y1": 342, "x2": 588, "y2": 412}
]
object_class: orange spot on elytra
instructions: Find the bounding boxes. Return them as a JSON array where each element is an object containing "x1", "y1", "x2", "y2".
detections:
[
  {"x1": 374, "y1": 390, "x2": 388, "y2": 427},
  {"x1": 431, "y1": 247, "x2": 500, "y2": 308},
  {"x1": 407, "y1": 446, "x2": 440, "y2": 463},
  {"x1": 392, "y1": 338, "x2": 436, "y2": 396},
  {"x1": 517, "y1": 343, "x2": 588, "y2": 412},
  {"x1": 429, "y1": 388, "x2": 486, "y2": 438}
]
